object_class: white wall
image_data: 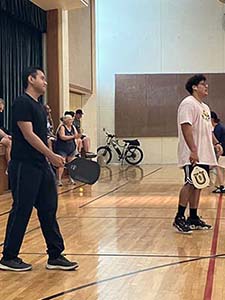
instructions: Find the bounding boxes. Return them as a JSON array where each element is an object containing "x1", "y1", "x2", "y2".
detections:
[{"x1": 95, "y1": 0, "x2": 225, "y2": 163}]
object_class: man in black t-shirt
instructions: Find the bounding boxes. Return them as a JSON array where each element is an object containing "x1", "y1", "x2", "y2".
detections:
[{"x1": 0, "y1": 67, "x2": 79, "y2": 272}]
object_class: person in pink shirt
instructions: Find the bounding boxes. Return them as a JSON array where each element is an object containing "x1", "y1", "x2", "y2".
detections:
[{"x1": 173, "y1": 74, "x2": 223, "y2": 234}]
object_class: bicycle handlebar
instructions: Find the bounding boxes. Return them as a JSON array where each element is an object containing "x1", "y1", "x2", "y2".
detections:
[{"x1": 103, "y1": 128, "x2": 115, "y2": 138}]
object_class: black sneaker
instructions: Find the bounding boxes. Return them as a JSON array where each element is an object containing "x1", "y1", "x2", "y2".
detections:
[
  {"x1": 46, "y1": 255, "x2": 79, "y2": 271},
  {"x1": 187, "y1": 216, "x2": 212, "y2": 230},
  {"x1": 212, "y1": 186, "x2": 225, "y2": 193},
  {"x1": 0, "y1": 257, "x2": 32, "y2": 272},
  {"x1": 173, "y1": 215, "x2": 192, "y2": 234}
]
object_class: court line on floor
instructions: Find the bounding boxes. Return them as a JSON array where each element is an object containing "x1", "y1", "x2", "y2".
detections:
[
  {"x1": 83, "y1": 206, "x2": 219, "y2": 210},
  {"x1": 40, "y1": 252, "x2": 225, "y2": 300},
  {"x1": 57, "y1": 168, "x2": 126, "y2": 196},
  {"x1": 0, "y1": 210, "x2": 10, "y2": 216},
  {"x1": 0, "y1": 167, "x2": 151, "y2": 246},
  {"x1": 0, "y1": 225, "x2": 42, "y2": 247},
  {"x1": 0, "y1": 168, "x2": 125, "y2": 219},
  {"x1": 79, "y1": 167, "x2": 162, "y2": 208},
  {"x1": 58, "y1": 215, "x2": 219, "y2": 221},
  {"x1": 20, "y1": 251, "x2": 214, "y2": 259},
  {"x1": 203, "y1": 193, "x2": 223, "y2": 300}
]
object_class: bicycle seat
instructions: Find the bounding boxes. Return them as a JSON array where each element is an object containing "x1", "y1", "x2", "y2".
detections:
[{"x1": 123, "y1": 139, "x2": 140, "y2": 146}]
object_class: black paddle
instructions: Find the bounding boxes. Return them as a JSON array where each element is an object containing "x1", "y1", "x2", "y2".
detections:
[{"x1": 65, "y1": 157, "x2": 100, "y2": 185}]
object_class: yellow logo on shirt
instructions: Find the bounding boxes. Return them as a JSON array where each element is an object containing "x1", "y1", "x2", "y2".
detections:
[{"x1": 202, "y1": 110, "x2": 210, "y2": 121}]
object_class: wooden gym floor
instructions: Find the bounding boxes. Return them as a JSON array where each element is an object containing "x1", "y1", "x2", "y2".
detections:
[{"x1": 0, "y1": 164, "x2": 224, "y2": 300}]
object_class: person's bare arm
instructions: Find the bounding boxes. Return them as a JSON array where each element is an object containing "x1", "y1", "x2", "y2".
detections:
[
  {"x1": 181, "y1": 123, "x2": 199, "y2": 164},
  {"x1": 212, "y1": 132, "x2": 223, "y2": 156},
  {"x1": 73, "y1": 126, "x2": 81, "y2": 139},
  {"x1": 58, "y1": 126, "x2": 76, "y2": 141},
  {"x1": 17, "y1": 121, "x2": 64, "y2": 167}
]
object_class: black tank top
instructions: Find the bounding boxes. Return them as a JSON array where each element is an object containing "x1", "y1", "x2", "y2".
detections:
[{"x1": 55, "y1": 125, "x2": 76, "y2": 155}]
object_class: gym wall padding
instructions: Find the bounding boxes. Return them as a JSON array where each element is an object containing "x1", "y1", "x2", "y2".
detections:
[{"x1": 115, "y1": 73, "x2": 225, "y2": 137}]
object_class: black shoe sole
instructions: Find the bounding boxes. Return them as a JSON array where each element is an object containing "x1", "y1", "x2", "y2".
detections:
[{"x1": 173, "y1": 223, "x2": 193, "y2": 234}]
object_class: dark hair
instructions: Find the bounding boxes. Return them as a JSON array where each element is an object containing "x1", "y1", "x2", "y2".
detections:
[
  {"x1": 64, "y1": 111, "x2": 75, "y2": 117},
  {"x1": 211, "y1": 111, "x2": 220, "y2": 123},
  {"x1": 185, "y1": 74, "x2": 206, "y2": 95},
  {"x1": 75, "y1": 109, "x2": 84, "y2": 115},
  {"x1": 22, "y1": 66, "x2": 45, "y2": 89}
]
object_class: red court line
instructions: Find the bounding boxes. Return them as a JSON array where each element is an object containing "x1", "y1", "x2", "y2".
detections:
[{"x1": 203, "y1": 194, "x2": 223, "y2": 300}]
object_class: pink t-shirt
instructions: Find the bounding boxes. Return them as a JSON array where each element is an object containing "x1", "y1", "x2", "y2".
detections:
[{"x1": 177, "y1": 95, "x2": 217, "y2": 167}]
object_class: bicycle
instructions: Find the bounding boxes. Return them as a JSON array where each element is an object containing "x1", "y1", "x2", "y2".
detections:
[{"x1": 97, "y1": 129, "x2": 144, "y2": 165}]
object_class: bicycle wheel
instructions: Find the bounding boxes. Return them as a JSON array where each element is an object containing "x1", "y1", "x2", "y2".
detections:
[
  {"x1": 97, "y1": 146, "x2": 112, "y2": 164},
  {"x1": 125, "y1": 146, "x2": 143, "y2": 165}
]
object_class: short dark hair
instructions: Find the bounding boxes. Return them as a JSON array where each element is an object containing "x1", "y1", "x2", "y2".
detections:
[
  {"x1": 211, "y1": 111, "x2": 220, "y2": 123},
  {"x1": 22, "y1": 66, "x2": 45, "y2": 89},
  {"x1": 75, "y1": 109, "x2": 84, "y2": 115},
  {"x1": 185, "y1": 74, "x2": 206, "y2": 95},
  {"x1": 64, "y1": 111, "x2": 75, "y2": 117}
]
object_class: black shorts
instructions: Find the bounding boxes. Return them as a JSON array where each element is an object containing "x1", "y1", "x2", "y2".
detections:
[
  {"x1": 183, "y1": 164, "x2": 209, "y2": 185},
  {"x1": 56, "y1": 149, "x2": 76, "y2": 158}
]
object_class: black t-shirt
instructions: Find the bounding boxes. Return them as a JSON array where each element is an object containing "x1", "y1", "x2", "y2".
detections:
[
  {"x1": 11, "y1": 93, "x2": 48, "y2": 163},
  {"x1": 214, "y1": 123, "x2": 225, "y2": 156},
  {"x1": 73, "y1": 118, "x2": 81, "y2": 134}
]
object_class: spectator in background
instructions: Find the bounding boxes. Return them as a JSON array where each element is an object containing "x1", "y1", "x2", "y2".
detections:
[
  {"x1": 54, "y1": 114, "x2": 80, "y2": 186},
  {"x1": 64, "y1": 111, "x2": 83, "y2": 155},
  {"x1": 211, "y1": 111, "x2": 225, "y2": 193},
  {"x1": 73, "y1": 109, "x2": 92, "y2": 157},
  {"x1": 0, "y1": 98, "x2": 12, "y2": 168},
  {"x1": 43, "y1": 104, "x2": 54, "y2": 137},
  {"x1": 43, "y1": 104, "x2": 55, "y2": 150}
]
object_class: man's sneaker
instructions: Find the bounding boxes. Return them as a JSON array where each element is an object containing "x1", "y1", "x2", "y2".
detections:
[
  {"x1": 46, "y1": 255, "x2": 79, "y2": 271},
  {"x1": 212, "y1": 186, "x2": 225, "y2": 193},
  {"x1": 0, "y1": 257, "x2": 32, "y2": 272},
  {"x1": 187, "y1": 216, "x2": 212, "y2": 230},
  {"x1": 173, "y1": 215, "x2": 193, "y2": 234}
]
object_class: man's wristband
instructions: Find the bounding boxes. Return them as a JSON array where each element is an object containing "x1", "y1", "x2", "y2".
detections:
[{"x1": 214, "y1": 142, "x2": 221, "y2": 146}]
